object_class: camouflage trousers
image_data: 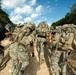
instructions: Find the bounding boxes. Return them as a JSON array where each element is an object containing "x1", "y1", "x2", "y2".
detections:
[
  {"x1": 0, "y1": 45, "x2": 4, "y2": 63},
  {"x1": 0, "y1": 53, "x2": 4, "y2": 64},
  {"x1": 8, "y1": 42, "x2": 30, "y2": 75},
  {"x1": 51, "y1": 50, "x2": 67, "y2": 75},
  {"x1": 36, "y1": 37, "x2": 46, "y2": 63}
]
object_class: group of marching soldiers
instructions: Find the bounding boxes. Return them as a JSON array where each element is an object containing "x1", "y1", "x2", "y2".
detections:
[{"x1": 0, "y1": 21, "x2": 76, "y2": 75}]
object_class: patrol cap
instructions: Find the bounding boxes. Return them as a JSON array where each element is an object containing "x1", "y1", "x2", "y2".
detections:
[
  {"x1": 17, "y1": 23, "x2": 24, "y2": 28},
  {"x1": 5, "y1": 23, "x2": 11, "y2": 31}
]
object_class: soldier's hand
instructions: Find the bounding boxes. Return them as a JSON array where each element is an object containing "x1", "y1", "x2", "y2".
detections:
[
  {"x1": 47, "y1": 33, "x2": 52, "y2": 42},
  {"x1": 5, "y1": 31, "x2": 12, "y2": 36}
]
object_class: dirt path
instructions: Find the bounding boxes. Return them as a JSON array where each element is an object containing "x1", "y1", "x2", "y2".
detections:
[{"x1": 24, "y1": 47, "x2": 51, "y2": 75}]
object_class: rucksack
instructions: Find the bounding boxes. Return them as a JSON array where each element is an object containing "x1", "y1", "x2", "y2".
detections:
[
  {"x1": 59, "y1": 32, "x2": 74, "y2": 50},
  {"x1": 51, "y1": 32, "x2": 74, "y2": 51},
  {"x1": 37, "y1": 21, "x2": 50, "y2": 37},
  {"x1": 12, "y1": 22, "x2": 36, "y2": 46},
  {"x1": 37, "y1": 28, "x2": 50, "y2": 37},
  {"x1": 71, "y1": 34, "x2": 76, "y2": 50}
]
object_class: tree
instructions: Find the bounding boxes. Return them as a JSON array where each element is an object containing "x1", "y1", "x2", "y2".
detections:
[
  {"x1": 51, "y1": 2, "x2": 76, "y2": 27},
  {"x1": 70, "y1": 2, "x2": 76, "y2": 14},
  {"x1": 0, "y1": 0, "x2": 1, "y2": 9}
]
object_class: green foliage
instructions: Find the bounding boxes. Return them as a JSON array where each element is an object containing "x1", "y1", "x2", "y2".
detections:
[
  {"x1": 0, "y1": 9, "x2": 10, "y2": 23},
  {"x1": 51, "y1": 3, "x2": 76, "y2": 27},
  {"x1": 0, "y1": 8, "x2": 13, "y2": 31},
  {"x1": 70, "y1": 2, "x2": 76, "y2": 14},
  {"x1": 0, "y1": 0, "x2": 1, "y2": 9}
]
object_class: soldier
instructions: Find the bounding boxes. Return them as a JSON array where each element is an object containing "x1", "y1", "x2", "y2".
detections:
[
  {"x1": 8, "y1": 22, "x2": 36, "y2": 75},
  {"x1": 36, "y1": 21, "x2": 50, "y2": 64},
  {"x1": 49, "y1": 26, "x2": 74, "y2": 75},
  {"x1": 8, "y1": 42, "x2": 29, "y2": 75},
  {"x1": 0, "y1": 23, "x2": 12, "y2": 65},
  {"x1": 64, "y1": 24, "x2": 76, "y2": 50}
]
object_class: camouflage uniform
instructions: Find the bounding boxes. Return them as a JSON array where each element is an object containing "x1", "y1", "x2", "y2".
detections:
[
  {"x1": 49, "y1": 27, "x2": 74, "y2": 75},
  {"x1": 9, "y1": 42, "x2": 29, "y2": 75},
  {"x1": 49, "y1": 31, "x2": 61, "y2": 75},
  {"x1": 36, "y1": 21, "x2": 50, "y2": 64},
  {"x1": 0, "y1": 23, "x2": 11, "y2": 64},
  {"x1": 66, "y1": 24, "x2": 76, "y2": 50},
  {"x1": 36, "y1": 36, "x2": 46, "y2": 62},
  {"x1": 0, "y1": 45, "x2": 4, "y2": 63},
  {"x1": 9, "y1": 22, "x2": 36, "y2": 75}
]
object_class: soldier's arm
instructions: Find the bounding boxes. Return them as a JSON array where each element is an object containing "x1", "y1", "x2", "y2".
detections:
[
  {"x1": 43, "y1": 33, "x2": 52, "y2": 45},
  {"x1": 5, "y1": 31, "x2": 12, "y2": 36}
]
